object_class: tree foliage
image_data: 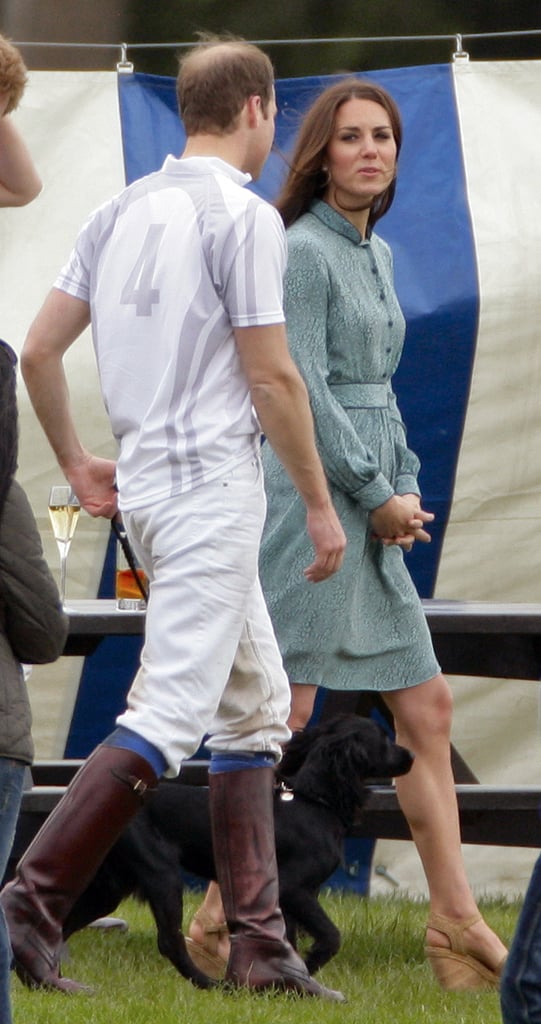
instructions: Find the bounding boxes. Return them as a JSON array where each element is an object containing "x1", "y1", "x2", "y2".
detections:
[
  {"x1": 124, "y1": 0, "x2": 541, "y2": 78},
  {"x1": 1, "y1": 0, "x2": 540, "y2": 76}
]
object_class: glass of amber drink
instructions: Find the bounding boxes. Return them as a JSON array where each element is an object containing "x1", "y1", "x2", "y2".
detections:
[{"x1": 115, "y1": 527, "x2": 147, "y2": 610}]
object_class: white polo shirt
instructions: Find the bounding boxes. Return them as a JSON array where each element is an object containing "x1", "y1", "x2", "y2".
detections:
[{"x1": 55, "y1": 156, "x2": 287, "y2": 510}]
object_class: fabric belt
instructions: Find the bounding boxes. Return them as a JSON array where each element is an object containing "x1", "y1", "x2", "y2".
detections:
[{"x1": 328, "y1": 382, "x2": 390, "y2": 408}]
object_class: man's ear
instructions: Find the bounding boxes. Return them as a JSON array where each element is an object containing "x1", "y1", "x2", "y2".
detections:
[{"x1": 245, "y1": 94, "x2": 262, "y2": 128}]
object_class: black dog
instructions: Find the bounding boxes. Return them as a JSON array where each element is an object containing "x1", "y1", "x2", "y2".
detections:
[{"x1": 64, "y1": 714, "x2": 413, "y2": 987}]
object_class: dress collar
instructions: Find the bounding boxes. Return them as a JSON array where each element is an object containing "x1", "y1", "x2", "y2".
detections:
[{"x1": 309, "y1": 198, "x2": 371, "y2": 245}]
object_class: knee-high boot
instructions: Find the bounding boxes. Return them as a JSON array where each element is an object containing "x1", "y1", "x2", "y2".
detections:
[
  {"x1": 0, "y1": 743, "x2": 157, "y2": 992},
  {"x1": 209, "y1": 765, "x2": 345, "y2": 1001}
]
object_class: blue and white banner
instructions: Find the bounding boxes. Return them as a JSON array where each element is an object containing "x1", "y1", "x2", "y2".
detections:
[{"x1": 2, "y1": 62, "x2": 541, "y2": 892}]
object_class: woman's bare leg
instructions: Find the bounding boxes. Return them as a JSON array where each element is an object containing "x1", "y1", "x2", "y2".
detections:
[
  {"x1": 382, "y1": 674, "x2": 507, "y2": 971},
  {"x1": 288, "y1": 683, "x2": 318, "y2": 731}
]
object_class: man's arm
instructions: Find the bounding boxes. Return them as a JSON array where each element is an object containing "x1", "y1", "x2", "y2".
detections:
[
  {"x1": 234, "y1": 323, "x2": 346, "y2": 583},
  {"x1": 0, "y1": 101, "x2": 42, "y2": 207},
  {"x1": 21, "y1": 288, "x2": 118, "y2": 518}
]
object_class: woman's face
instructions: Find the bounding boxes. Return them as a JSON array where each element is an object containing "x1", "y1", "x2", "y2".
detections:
[{"x1": 323, "y1": 97, "x2": 397, "y2": 218}]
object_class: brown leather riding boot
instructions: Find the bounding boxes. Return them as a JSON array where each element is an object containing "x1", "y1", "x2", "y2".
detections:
[
  {"x1": 0, "y1": 744, "x2": 157, "y2": 992},
  {"x1": 209, "y1": 765, "x2": 345, "y2": 1001}
]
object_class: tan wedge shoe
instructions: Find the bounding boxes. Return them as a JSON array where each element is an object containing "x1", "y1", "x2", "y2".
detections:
[
  {"x1": 185, "y1": 908, "x2": 229, "y2": 980},
  {"x1": 425, "y1": 912, "x2": 507, "y2": 991}
]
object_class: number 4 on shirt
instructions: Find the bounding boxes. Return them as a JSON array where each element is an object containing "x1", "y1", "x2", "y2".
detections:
[{"x1": 120, "y1": 223, "x2": 166, "y2": 316}]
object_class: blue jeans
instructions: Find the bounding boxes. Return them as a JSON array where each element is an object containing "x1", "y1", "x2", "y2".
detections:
[
  {"x1": 501, "y1": 854, "x2": 541, "y2": 1023},
  {"x1": 0, "y1": 758, "x2": 26, "y2": 1024}
]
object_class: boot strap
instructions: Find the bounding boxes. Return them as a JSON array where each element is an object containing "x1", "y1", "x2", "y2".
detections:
[{"x1": 111, "y1": 768, "x2": 152, "y2": 796}]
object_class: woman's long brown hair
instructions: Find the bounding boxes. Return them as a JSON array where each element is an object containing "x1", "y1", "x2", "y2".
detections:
[{"x1": 276, "y1": 77, "x2": 402, "y2": 230}]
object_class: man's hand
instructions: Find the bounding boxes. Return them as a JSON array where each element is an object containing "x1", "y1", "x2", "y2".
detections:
[
  {"x1": 65, "y1": 454, "x2": 118, "y2": 519},
  {"x1": 303, "y1": 503, "x2": 346, "y2": 583}
]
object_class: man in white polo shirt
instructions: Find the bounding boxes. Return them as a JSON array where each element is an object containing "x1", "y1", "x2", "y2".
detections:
[{"x1": 1, "y1": 37, "x2": 346, "y2": 1000}]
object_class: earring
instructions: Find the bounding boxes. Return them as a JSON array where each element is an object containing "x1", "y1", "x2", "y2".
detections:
[{"x1": 320, "y1": 166, "x2": 331, "y2": 187}]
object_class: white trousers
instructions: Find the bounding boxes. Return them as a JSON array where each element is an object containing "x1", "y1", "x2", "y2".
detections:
[{"x1": 116, "y1": 456, "x2": 291, "y2": 775}]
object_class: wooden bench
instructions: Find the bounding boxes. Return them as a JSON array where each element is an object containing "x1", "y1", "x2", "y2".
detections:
[
  {"x1": 11, "y1": 774, "x2": 541, "y2": 872},
  {"x1": 355, "y1": 784, "x2": 541, "y2": 847}
]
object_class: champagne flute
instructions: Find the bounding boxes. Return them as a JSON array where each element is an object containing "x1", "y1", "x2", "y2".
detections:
[{"x1": 48, "y1": 486, "x2": 81, "y2": 605}]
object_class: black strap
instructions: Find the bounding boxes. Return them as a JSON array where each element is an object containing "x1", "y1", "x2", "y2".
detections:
[{"x1": 110, "y1": 518, "x2": 149, "y2": 603}]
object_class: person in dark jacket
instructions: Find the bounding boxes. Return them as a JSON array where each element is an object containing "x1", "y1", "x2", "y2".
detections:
[{"x1": 0, "y1": 338, "x2": 68, "y2": 1024}]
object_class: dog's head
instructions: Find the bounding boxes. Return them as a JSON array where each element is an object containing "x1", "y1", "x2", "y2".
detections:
[{"x1": 278, "y1": 714, "x2": 413, "y2": 826}]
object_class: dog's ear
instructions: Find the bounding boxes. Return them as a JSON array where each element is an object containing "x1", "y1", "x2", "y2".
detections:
[
  {"x1": 334, "y1": 736, "x2": 373, "y2": 801},
  {"x1": 291, "y1": 732, "x2": 370, "y2": 823},
  {"x1": 278, "y1": 720, "x2": 340, "y2": 781},
  {"x1": 278, "y1": 714, "x2": 357, "y2": 782},
  {"x1": 290, "y1": 736, "x2": 337, "y2": 804}
]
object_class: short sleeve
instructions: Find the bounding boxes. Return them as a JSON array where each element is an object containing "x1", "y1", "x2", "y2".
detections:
[{"x1": 224, "y1": 200, "x2": 287, "y2": 328}]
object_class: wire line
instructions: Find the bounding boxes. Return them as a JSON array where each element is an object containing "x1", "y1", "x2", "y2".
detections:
[{"x1": 12, "y1": 28, "x2": 541, "y2": 52}]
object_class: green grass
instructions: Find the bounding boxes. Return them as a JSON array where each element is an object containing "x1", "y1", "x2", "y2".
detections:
[{"x1": 12, "y1": 890, "x2": 520, "y2": 1024}]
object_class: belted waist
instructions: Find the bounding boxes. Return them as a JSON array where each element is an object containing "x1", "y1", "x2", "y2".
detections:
[{"x1": 328, "y1": 382, "x2": 390, "y2": 408}]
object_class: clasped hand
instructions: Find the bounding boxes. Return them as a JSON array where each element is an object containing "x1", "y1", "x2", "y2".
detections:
[{"x1": 370, "y1": 493, "x2": 434, "y2": 552}]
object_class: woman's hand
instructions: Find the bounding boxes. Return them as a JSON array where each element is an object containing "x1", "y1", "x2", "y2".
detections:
[{"x1": 370, "y1": 493, "x2": 434, "y2": 550}]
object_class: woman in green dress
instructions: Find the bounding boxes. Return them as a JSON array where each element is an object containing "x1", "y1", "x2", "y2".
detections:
[{"x1": 188, "y1": 77, "x2": 507, "y2": 992}]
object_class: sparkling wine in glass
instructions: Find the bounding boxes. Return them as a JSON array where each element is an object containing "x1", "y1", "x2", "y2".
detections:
[{"x1": 48, "y1": 486, "x2": 81, "y2": 604}]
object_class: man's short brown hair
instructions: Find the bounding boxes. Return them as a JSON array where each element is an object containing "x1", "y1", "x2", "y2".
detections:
[
  {"x1": 0, "y1": 35, "x2": 28, "y2": 114},
  {"x1": 177, "y1": 36, "x2": 274, "y2": 136}
]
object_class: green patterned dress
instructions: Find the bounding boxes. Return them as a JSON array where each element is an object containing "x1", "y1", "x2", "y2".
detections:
[{"x1": 259, "y1": 200, "x2": 439, "y2": 691}]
